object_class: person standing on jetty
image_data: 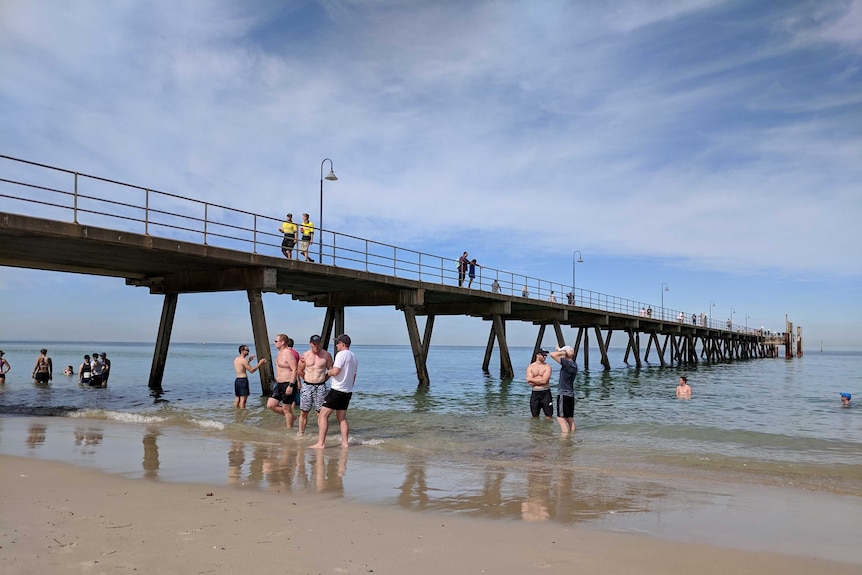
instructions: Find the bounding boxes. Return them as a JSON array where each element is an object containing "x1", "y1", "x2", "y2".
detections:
[
  {"x1": 32, "y1": 348, "x2": 52, "y2": 384},
  {"x1": 233, "y1": 344, "x2": 266, "y2": 408},
  {"x1": 267, "y1": 334, "x2": 299, "y2": 428},
  {"x1": 468, "y1": 258, "x2": 480, "y2": 288},
  {"x1": 549, "y1": 346, "x2": 577, "y2": 434},
  {"x1": 457, "y1": 251, "x2": 469, "y2": 287},
  {"x1": 297, "y1": 335, "x2": 333, "y2": 436},
  {"x1": 299, "y1": 213, "x2": 315, "y2": 262},
  {"x1": 526, "y1": 349, "x2": 553, "y2": 420},
  {"x1": 676, "y1": 376, "x2": 691, "y2": 399},
  {"x1": 311, "y1": 334, "x2": 358, "y2": 449},
  {"x1": 0, "y1": 350, "x2": 10, "y2": 384},
  {"x1": 279, "y1": 213, "x2": 298, "y2": 259}
]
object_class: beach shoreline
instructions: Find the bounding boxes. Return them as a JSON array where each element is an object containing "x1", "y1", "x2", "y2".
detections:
[
  {"x1": 1, "y1": 414, "x2": 861, "y2": 571},
  {"x1": 2, "y1": 454, "x2": 860, "y2": 574}
]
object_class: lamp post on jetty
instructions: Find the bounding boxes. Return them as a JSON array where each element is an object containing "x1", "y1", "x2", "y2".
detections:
[
  {"x1": 708, "y1": 299, "x2": 715, "y2": 327},
  {"x1": 319, "y1": 158, "x2": 338, "y2": 264},
  {"x1": 746, "y1": 313, "x2": 750, "y2": 330},
  {"x1": 661, "y1": 282, "x2": 669, "y2": 321},
  {"x1": 571, "y1": 250, "x2": 583, "y2": 294},
  {"x1": 730, "y1": 307, "x2": 736, "y2": 331}
]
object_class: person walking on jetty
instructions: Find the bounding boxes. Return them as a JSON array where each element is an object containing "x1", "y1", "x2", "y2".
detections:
[
  {"x1": 311, "y1": 334, "x2": 358, "y2": 449},
  {"x1": 299, "y1": 213, "x2": 315, "y2": 262},
  {"x1": 32, "y1": 348, "x2": 52, "y2": 384},
  {"x1": 297, "y1": 335, "x2": 333, "y2": 436},
  {"x1": 279, "y1": 213, "x2": 298, "y2": 259},
  {"x1": 457, "y1": 251, "x2": 469, "y2": 287},
  {"x1": 526, "y1": 349, "x2": 553, "y2": 420},
  {"x1": 267, "y1": 334, "x2": 299, "y2": 428},
  {"x1": 549, "y1": 346, "x2": 577, "y2": 434},
  {"x1": 233, "y1": 344, "x2": 266, "y2": 409},
  {"x1": 0, "y1": 350, "x2": 10, "y2": 384}
]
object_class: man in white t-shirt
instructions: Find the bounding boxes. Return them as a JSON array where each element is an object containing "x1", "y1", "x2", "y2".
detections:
[{"x1": 310, "y1": 334, "x2": 358, "y2": 449}]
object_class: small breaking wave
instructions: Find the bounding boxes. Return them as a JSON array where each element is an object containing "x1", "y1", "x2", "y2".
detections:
[
  {"x1": 190, "y1": 418, "x2": 225, "y2": 431},
  {"x1": 70, "y1": 409, "x2": 168, "y2": 424}
]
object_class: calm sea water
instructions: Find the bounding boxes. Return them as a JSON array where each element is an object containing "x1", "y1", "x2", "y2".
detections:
[{"x1": 1, "y1": 340, "x2": 860, "y2": 555}]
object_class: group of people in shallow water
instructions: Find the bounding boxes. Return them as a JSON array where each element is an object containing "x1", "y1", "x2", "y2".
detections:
[
  {"x1": 232, "y1": 333, "x2": 358, "y2": 449},
  {"x1": 0, "y1": 349, "x2": 110, "y2": 387}
]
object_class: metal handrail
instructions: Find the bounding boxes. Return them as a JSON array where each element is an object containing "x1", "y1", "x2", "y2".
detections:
[{"x1": 0, "y1": 154, "x2": 761, "y2": 336}]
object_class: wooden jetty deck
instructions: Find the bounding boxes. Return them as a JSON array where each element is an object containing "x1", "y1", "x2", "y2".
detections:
[{"x1": 0, "y1": 155, "x2": 791, "y2": 391}]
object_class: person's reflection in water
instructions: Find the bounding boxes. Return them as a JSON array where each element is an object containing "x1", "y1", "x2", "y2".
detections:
[
  {"x1": 398, "y1": 455, "x2": 429, "y2": 510},
  {"x1": 26, "y1": 424, "x2": 46, "y2": 448},
  {"x1": 248, "y1": 445, "x2": 272, "y2": 485},
  {"x1": 228, "y1": 441, "x2": 246, "y2": 486},
  {"x1": 73, "y1": 427, "x2": 104, "y2": 456},
  {"x1": 311, "y1": 448, "x2": 347, "y2": 496},
  {"x1": 143, "y1": 427, "x2": 161, "y2": 480},
  {"x1": 520, "y1": 468, "x2": 552, "y2": 522}
]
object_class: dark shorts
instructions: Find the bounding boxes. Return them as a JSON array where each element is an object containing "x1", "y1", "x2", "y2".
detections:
[
  {"x1": 91, "y1": 374, "x2": 104, "y2": 386},
  {"x1": 234, "y1": 377, "x2": 250, "y2": 397},
  {"x1": 556, "y1": 395, "x2": 575, "y2": 419},
  {"x1": 530, "y1": 389, "x2": 553, "y2": 417},
  {"x1": 282, "y1": 236, "x2": 295, "y2": 250},
  {"x1": 34, "y1": 372, "x2": 50, "y2": 383},
  {"x1": 322, "y1": 388, "x2": 353, "y2": 411},
  {"x1": 271, "y1": 381, "x2": 297, "y2": 404}
]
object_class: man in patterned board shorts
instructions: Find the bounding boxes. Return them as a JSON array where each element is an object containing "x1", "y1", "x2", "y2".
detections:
[
  {"x1": 297, "y1": 334, "x2": 333, "y2": 436},
  {"x1": 311, "y1": 334, "x2": 358, "y2": 449}
]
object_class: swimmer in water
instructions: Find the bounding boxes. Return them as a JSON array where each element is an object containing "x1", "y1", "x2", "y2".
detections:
[{"x1": 840, "y1": 392, "x2": 851, "y2": 408}]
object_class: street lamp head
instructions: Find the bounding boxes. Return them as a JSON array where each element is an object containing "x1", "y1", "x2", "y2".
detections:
[{"x1": 324, "y1": 168, "x2": 338, "y2": 181}]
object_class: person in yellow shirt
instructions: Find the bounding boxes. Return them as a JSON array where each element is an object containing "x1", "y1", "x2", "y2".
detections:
[
  {"x1": 299, "y1": 213, "x2": 315, "y2": 262},
  {"x1": 279, "y1": 213, "x2": 298, "y2": 259}
]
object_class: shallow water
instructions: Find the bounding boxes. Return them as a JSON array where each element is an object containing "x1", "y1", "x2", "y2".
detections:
[{"x1": 1, "y1": 341, "x2": 861, "y2": 560}]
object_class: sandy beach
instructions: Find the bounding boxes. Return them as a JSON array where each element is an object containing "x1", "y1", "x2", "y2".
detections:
[{"x1": 2, "y1": 455, "x2": 859, "y2": 575}]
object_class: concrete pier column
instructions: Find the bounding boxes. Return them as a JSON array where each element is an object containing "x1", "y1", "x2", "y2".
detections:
[
  {"x1": 403, "y1": 305, "x2": 430, "y2": 387},
  {"x1": 148, "y1": 292, "x2": 178, "y2": 391},
  {"x1": 247, "y1": 289, "x2": 273, "y2": 395}
]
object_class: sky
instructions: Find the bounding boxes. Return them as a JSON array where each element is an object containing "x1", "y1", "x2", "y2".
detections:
[{"x1": 1, "y1": 0, "x2": 861, "y2": 350}]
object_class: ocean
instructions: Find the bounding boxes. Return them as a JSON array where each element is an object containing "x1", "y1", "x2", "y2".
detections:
[{"x1": 1, "y1": 341, "x2": 860, "y2": 560}]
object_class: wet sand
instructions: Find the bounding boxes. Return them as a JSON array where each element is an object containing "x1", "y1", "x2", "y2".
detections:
[
  {"x1": 1, "y1": 415, "x2": 861, "y2": 572},
  {"x1": 2, "y1": 455, "x2": 860, "y2": 574}
]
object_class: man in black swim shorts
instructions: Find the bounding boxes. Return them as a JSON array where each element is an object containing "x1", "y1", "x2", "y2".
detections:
[{"x1": 232, "y1": 344, "x2": 266, "y2": 409}]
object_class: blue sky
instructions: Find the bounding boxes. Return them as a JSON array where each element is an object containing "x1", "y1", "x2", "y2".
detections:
[{"x1": 1, "y1": 0, "x2": 861, "y2": 349}]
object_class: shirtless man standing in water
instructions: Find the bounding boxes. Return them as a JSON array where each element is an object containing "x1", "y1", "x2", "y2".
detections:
[
  {"x1": 267, "y1": 334, "x2": 299, "y2": 427},
  {"x1": 526, "y1": 349, "x2": 553, "y2": 420},
  {"x1": 233, "y1": 344, "x2": 266, "y2": 408},
  {"x1": 297, "y1": 335, "x2": 333, "y2": 436}
]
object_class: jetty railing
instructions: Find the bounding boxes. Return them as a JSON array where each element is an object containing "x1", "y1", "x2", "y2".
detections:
[{"x1": 0, "y1": 154, "x2": 761, "y2": 335}]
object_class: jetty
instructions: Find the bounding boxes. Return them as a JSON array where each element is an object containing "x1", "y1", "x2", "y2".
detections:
[{"x1": 0, "y1": 155, "x2": 793, "y2": 391}]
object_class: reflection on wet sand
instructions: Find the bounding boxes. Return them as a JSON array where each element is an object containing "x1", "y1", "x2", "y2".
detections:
[
  {"x1": 394, "y1": 449, "x2": 671, "y2": 524},
  {"x1": 143, "y1": 427, "x2": 160, "y2": 479},
  {"x1": 7, "y1": 419, "x2": 675, "y2": 529},
  {"x1": 224, "y1": 441, "x2": 348, "y2": 496},
  {"x1": 26, "y1": 424, "x2": 46, "y2": 448},
  {"x1": 73, "y1": 426, "x2": 104, "y2": 455}
]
